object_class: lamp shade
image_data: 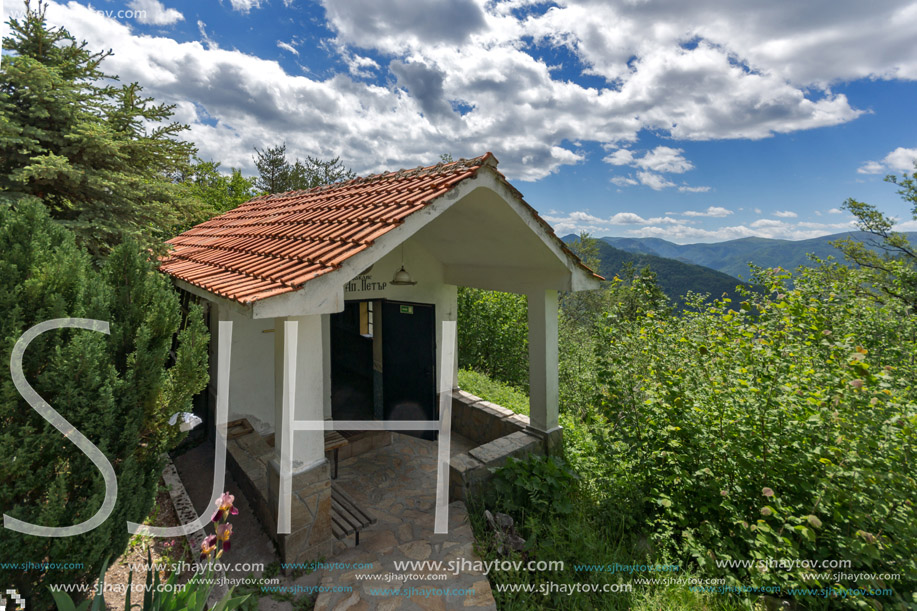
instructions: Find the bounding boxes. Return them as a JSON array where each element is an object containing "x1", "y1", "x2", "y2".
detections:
[{"x1": 391, "y1": 265, "x2": 417, "y2": 286}]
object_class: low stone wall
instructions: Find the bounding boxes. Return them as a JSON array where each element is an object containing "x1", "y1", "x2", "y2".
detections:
[
  {"x1": 225, "y1": 433, "x2": 275, "y2": 547},
  {"x1": 449, "y1": 390, "x2": 548, "y2": 503},
  {"x1": 451, "y1": 389, "x2": 531, "y2": 444}
]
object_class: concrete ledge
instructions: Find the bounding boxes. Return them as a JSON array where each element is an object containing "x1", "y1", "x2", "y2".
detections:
[
  {"x1": 468, "y1": 431, "x2": 542, "y2": 467},
  {"x1": 449, "y1": 431, "x2": 545, "y2": 502},
  {"x1": 447, "y1": 388, "x2": 568, "y2": 502}
]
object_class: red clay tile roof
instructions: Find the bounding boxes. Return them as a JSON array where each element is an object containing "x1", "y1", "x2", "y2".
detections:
[{"x1": 160, "y1": 152, "x2": 598, "y2": 304}]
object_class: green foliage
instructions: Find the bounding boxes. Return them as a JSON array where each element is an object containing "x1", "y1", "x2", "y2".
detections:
[
  {"x1": 465, "y1": 375, "x2": 735, "y2": 610},
  {"x1": 460, "y1": 256, "x2": 916, "y2": 608},
  {"x1": 833, "y1": 166, "x2": 917, "y2": 311},
  {"x1": 605, "y1": 262, "x2": 671, "y2": 321},
  {"x1": 598, "y1": 263, "x2": 916, "y2": 605},
  {"x1": 0, "y1": 201, "x2": 209, "y2": 605},
  {"x1": 457, "y1": 287, "x2": 529, "y2": 390},
  {"x1": 457, "y1": 368, "x2": 529, "y2": 415},
  {"x1": 49, "y1": 558, "x2": 112, "y2": 611},
  {"x1": 0, "y1": 1, "x2": 199, "y2": 256},
  {"x1": 557, "y1": 314, "x2": 604, "y2": 419},
  {"x1": 131, "y1": 566, "x2": 249, "y2": 611},
  {"x1": 178, "y1": 159, "x2": 256, "y2": 230},
  {"x1": 252, "y1": 142, "x2": 355, "y2": 194},
  {"x1": 488, "y1": 454, "x2": 579, "y2": 520},
  {"x1": 560, "y1": 233, "x2": 609, "y2": 327},
  {"x1": 457, "y1": 262, "x2": 670, "y2": 418}
]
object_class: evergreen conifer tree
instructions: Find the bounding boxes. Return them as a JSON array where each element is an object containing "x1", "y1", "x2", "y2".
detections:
[{"x1": 0, "y1": 0, "x2": 198, "y2": 256}]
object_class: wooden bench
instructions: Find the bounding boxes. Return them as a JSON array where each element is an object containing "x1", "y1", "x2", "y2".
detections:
[
  {"x1": 324, "y1": 430, "x2": 348, "y2": 479},
  {"x1": 331, "y1": 483, "x2": 375, "y2": 546}
]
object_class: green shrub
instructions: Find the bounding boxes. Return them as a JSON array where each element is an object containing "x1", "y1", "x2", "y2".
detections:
[
  {"x1": 0, "y1": 202, "x2": 209, "y2": 605},
  {"x1": 488, "y1": 454, "x2": 579, "y2": 521},
  {"x1": 599, "y1": 264, "x2": 917, "y2": 606},
  {"x1": 464, "y1": 369, "x2": 740, "y2": 610}
]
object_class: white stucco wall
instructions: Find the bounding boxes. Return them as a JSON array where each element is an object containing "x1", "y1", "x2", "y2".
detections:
[{"x1": 211, "y1": 304, "x2": 275, "y2": 434}]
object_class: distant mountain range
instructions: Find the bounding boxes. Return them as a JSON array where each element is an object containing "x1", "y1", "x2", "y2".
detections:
[
  {"x1": 599, "y1": 231, "x2": 917, "y2": 280},
  {"x1": 561, "y1": 231, "x2": 917, "y2": 304},
  {"x1": 562, "y1": 236, "x2": 749, "y2": 304}
]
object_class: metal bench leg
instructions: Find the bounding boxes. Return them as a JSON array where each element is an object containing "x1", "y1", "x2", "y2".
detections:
[
  {"x1": 333, "y1": 448, "x2": 339, "y2": 479},
  {"x1": 355, "y1": 531, "x2": 359, "y2": 546}
]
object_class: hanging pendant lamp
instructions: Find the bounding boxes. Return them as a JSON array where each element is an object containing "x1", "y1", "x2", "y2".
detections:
[{"x1": 391, "y1": 244, "x2": 417, "y2": 285}]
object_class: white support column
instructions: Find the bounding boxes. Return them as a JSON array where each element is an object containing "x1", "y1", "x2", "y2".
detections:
[
  {"x1": 273, "y1": 317, "x2": 289, "y2": 463},
  {"x1": 269, "y1": 316, "x2": 333, "y2": 550},
  {"x1": 321, "y1": 314, "x2": 332, "y2": 420},
  {"x1": 273, "y1": 316, "x2": 325, "y2": 473},
  {"x1": 527, "y1": 289, "x2": 559, "y2": 433},
  {"x1": 292, "y1": 314, "x2": 326, "y2": 471}
]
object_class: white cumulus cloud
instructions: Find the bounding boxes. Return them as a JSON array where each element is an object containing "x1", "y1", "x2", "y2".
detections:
[
  {"x1": 884, "y1": 147, "x2": 917, "y2": 172},
  {"x1": 637, "y1": 171, "x2": 676, "y2": 191},
  {"x1": 606, "y1": 146, "x2": 705, "y2": 190},
  {"x1": 127, "y1": 0, "x2": 183, "y2": 25},
  {"x1": 683, "y1": 206, "x2": 733, "y2": 217},
  {"x1": 858, "y1": 147, "x2": 917, "y2": 175},
  {"x1": 21, "y1": 0, "x2": 917, "y2": 182},
  {"x1": 857, "y1": 160, "x2": 885, "y2": 175},
  {"x1": 228, "y1": 0, "x2": 262, "y2": 13},
  {"x1": 611, "y1": 176, "x2": 638, "y2": 187},
  {"x1": 627, "y1": 220, "x2": 857, "y2": 243}
]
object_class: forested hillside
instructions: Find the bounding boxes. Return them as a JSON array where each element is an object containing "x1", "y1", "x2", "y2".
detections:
[
  {"x1": 562, "y1": 235, "x2": 748, "y2": 304},
  {"x1": 602, "y1": 231, "x2": 917, "y2": 279}
]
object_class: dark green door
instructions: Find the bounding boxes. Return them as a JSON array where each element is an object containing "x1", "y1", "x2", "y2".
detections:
[{"x1": 381, "y1": 300, "x2": 436, "y2": 439}]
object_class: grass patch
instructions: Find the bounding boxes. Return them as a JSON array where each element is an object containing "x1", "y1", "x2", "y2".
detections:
[{"x1": 457, "y1": 368, "x2": 530, "y2": 415}]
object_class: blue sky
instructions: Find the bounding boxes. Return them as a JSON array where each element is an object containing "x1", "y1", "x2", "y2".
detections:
[{"x1": 5, "y1": 0, "x2": 917, "y2": 242}]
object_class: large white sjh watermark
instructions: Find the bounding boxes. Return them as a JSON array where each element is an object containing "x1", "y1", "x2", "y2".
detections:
[{"x1": 4, "y1": 318, "x2": 457, "y2": 538}]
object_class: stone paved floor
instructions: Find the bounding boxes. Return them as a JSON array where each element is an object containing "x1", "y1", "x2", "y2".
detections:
[{"x1": 314, "y1": 433, "x2": 497, "y2": 610}]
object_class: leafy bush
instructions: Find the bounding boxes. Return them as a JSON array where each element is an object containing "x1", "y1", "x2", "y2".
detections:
[
  {"x1": 466, "y1": 375, "x2": 732, "y2": 611},
  {"x1": 0, "y1": 202, "x2": 209, "y2": 605},
  {"x1": 599, "y1": 264, "x2": 916, "y2": 605},
  {"x1": 457, "y1": 243, "x2": 916, "y2": 607},
  {"x1": 457, "y1": 287, "x2": 529, "y2": 389},
  {"x1": 488, "y1": 454, "x2": 579, "y2": 521}
]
